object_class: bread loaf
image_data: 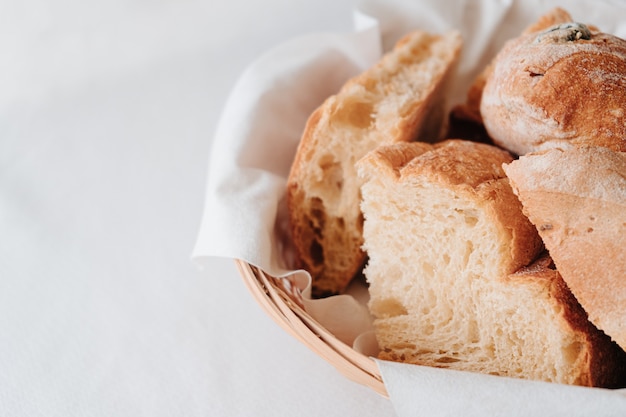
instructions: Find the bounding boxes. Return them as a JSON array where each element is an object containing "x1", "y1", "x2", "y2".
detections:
[
  {"x1": 357, "y1": 140, "x2": 626, "y2": 386},
  {"x1": 480, "y1": 14, "x2": 626, "y2": 155},
  {"x1": 503, "y1": 145, "x2": 626, "y2": 352},
  {"x1": 287, "y1": 30, "x2": 462, "y2": 297},
  {"x1": 453, "y1": 7, "x2": 576, "y2": 125}
]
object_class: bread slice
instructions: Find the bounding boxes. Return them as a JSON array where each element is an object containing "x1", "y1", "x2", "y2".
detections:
[
  {"x1": 286, "y1": 30, "x2": 462, "y2": 297},
  {"x1": 357, "y1": 140, "x2": 626, "y2": 386},
  {"x1": 503, "y1": 145, "x2": 626, "y2": 352}
]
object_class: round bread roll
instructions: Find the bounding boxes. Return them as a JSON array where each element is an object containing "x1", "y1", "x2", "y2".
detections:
[{"x1": 480, "y1": 22, "x2": 626, "y2": 155}]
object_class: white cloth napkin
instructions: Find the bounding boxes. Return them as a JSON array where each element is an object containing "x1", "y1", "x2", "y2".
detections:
[
  {"x1": 377, "y1": 360, "x2": 626, "y2": 417},
  {"x1": 193, "y1": 0, "x2": 626, "y2": 415},
  {"x1": 193, "y1": 11, "x2": 381, "y2": 273}
]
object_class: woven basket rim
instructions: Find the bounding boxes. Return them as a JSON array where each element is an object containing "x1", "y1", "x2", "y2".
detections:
[{"x1": 235, "y1": 259, "x2": 388, "y2": 398}]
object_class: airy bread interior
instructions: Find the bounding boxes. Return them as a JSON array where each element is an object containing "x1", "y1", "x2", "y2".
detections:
[
  {"x1": 358, "y1": 140, "x2": 626, "y2": 386},
  {"x1": 287, "y1": 30, "x2": 462, "y2": 296}
]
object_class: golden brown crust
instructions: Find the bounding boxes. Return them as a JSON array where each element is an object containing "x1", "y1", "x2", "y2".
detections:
[
  {"x1": 481, "y1": 20, "x2": 626, "y2": 155},
  {"x1": 452, "y1": 7, "x2": 575, "y2": 125},
  {"x1": 401, "y1": 139, "x2": 513, "y2": 188},
  {"x1": 504, "y1": 146, "x2": 626, "y2": 352},
  {"x1": 401, "y1": 140, "x2": 543, "y2": 273},
  {"x1": 357, "y1": 141, "x2": 435, "y2": 178}
]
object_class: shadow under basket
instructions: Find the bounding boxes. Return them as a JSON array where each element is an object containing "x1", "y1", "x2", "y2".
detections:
[{"x1": 235, "y1": 259, "x2": 388, "y2": 397}]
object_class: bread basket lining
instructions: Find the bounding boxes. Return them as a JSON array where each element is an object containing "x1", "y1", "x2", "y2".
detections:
[{"x1": 235, "y1": 259, "x2": 388, "y2": 397}]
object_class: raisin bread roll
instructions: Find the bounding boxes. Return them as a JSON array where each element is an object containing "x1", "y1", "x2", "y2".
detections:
[
  {"x1": 480, "y1": 15, "x2": 626, "y2": 155},
  {"x1": 504, "y1": 145, "x2": 626, "y2": 352},
  {"x1": 287, "y1": 30, "x2": 462, "y2": 297},
  {"x1": 357, "y1": 140, "x2": 626, "y2": 386}
]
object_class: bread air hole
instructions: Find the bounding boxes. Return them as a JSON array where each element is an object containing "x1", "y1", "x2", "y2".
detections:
[
  {"x1": 562, "y1": 341, "x2": 583, "y2": 364},
  {"x1": 307, "y1": 198, "x2": 326, "y2": 242},
  {"x1": 309, "y1": 207, "x2": 325, "y2": 233},
  {"x1": 376, "y1": 297, "x2": 408, "y2": 318},
  {"x1": 309, "y1": 239, "x2": 324, "y2": 265},
  {"x1": 333, "y1": 99, "x2": 374, "y2": 129},
  {"x1": 422, "y1": 261, "x2": 435, "y2": 278},
  {"x1": 454, "y1": 208, "x2": 479, "y2": 227},
  {"x1": 317, "y1": 155, "x2": 343, "y2": 193},
  {"x1": 435, "y1": 356, "x2": 461, "y2": 364},
  {"x1": 464, "y1": 214, "x2": 479, "y2": 227},
  {"x1": 462, "y1": 240, "x2": 474, "y2": 268}
]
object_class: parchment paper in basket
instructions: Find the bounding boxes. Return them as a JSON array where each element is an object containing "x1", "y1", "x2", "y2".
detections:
[{"x1": 193, "y1": 0, "x2": 626, "y2": 415}]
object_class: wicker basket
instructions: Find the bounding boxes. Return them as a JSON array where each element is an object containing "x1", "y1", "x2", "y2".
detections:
[{"x1": 235, "y1": 259, "x2": 388, "y2": 397}]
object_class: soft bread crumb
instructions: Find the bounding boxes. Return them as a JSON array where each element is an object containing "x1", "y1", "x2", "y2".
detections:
[
  {"x1": 287, "y1": 30, "x2": 462, "y2": 297},
  {"x1": 357, "y1": 140, "x2": 626, "y2": 387}
]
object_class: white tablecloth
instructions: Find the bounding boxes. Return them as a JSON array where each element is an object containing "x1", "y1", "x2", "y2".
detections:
[{"x1": 0, "y1": 0, "x2": 397, "y2": 415}]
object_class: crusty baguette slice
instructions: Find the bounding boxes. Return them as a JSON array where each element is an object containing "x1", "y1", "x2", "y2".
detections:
[
  {"x1": 503, "y1": 145, "x2": 626, "y2": 351},
  {"x1": 357, "y1": 140, "x2": 626, "y2": 386},
  {"x1": 287, "y1": 30, "x2": 462, "y2": 297}
]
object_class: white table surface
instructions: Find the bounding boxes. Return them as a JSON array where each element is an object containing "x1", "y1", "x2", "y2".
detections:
[{"x1": 0, "y1": 0, "x2": 397, "y2": 415}]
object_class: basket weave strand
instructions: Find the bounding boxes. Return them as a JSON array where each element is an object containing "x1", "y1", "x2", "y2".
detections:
[{"x1": 235, "y1": 259, "x2": 388, "y2": 397}]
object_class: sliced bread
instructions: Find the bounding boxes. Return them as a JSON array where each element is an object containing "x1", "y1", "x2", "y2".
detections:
[
  {"x1": 287, "y1": 30, "x2": 462, "y2": 296},
  {"x1": 357, "y1": 140, "x2": 626, "y2": 386},
  {"x1": 503, "y1": 145, "x2": 626, "y2": 352}
]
